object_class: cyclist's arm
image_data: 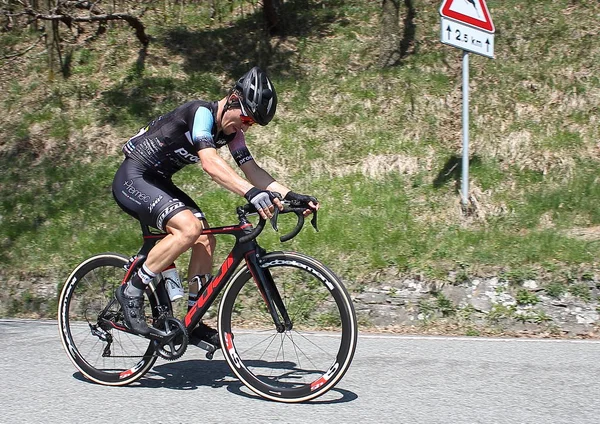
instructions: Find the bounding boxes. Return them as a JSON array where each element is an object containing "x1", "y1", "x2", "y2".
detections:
[
  {"x1": 191, "y1": 106, "x2": 218, "y2": 149},
  {"x1": 227, "y1": 131, "x2": 291, "y2": 197},
  {"x1": 191, "y1": 108, "x2": 253, "y2": 195},
  {"x1": 198, "y1": 147, "x2": 253, "y2": 196},
  {"x1": 244, "y1": 163, "x2": 318, "y2": 215},
  {"x1": 239, "y1": 160, "x2": 291, "y2": 198},
  {"x1": 227, "y1": 132, "x2": 318, "y2": 214}
]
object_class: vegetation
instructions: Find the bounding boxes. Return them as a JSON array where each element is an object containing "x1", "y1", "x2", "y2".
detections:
[{"x1": 1, "y1": 0, "x2": 599, "y2": 319}]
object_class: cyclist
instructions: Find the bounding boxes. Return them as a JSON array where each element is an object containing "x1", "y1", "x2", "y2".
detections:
[{"x1": 112, "y1": 67, "x2": 319, "y2": 344}]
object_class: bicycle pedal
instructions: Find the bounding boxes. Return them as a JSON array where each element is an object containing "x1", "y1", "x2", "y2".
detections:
[{"x1": 190, "y1": 338, "x2": 218, "y2": 357}]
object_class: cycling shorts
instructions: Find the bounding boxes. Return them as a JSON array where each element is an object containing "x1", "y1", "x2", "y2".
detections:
[{"x1": 112, "y1": 158, "x2": 205, "y2": 231}]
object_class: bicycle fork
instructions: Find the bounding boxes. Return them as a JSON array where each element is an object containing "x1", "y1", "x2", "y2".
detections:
[{"x1": 245, "y1": 251, "x2": 292, "y2": 333}]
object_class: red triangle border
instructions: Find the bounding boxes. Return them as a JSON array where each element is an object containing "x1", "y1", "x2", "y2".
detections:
[{"x1": 440, "y1": 0, "x2": 495, "y2": 32}]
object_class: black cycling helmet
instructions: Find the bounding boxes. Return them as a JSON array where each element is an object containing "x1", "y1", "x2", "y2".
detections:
[{"x1": 232, "y1": 66, "x2": 277, "y2": 126}]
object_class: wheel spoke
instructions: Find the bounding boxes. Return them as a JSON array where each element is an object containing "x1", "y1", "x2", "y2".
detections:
[
  {"x1": 58, "y1": 254, "x2": 157, "y2": 386},
  {"x1": 219, "y1": 252, "x2": 357, "y2": 402}
]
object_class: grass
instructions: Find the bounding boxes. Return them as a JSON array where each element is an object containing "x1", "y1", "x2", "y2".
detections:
[{"x1": 1, "y1": 0, "x2": 600, "y2": 317}]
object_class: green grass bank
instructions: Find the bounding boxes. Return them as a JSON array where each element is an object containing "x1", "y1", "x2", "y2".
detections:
[{"x1": 1, "y1": 1, "x2": 599, "y2": 332}]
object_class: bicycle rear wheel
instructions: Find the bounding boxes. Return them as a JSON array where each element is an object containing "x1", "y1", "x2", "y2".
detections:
[
  {"x1": 218, "y1": 251, "x2": 357, "y2": 403},
  {"x1": 58, "y1": 253, "x2": 157, "y2": 386}
]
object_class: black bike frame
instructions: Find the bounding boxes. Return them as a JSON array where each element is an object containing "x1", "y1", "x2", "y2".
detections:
[{"x1": 123, "y1": 218, "x2": 288, "y2": 335}]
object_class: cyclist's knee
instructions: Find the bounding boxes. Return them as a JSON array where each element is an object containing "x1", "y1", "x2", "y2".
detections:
[
  {"x1": 198, "y1": 219, "x2": 216, "y2": 248},
  {"x1": 168, "y1": 214, "x2": 203, "y2": 247},
  {"x1": 197, "y1": 233, "x2": 216, "y2": 253},
  {"x1": 184, "y1": 220, "x2": 203, "y2": 244}
]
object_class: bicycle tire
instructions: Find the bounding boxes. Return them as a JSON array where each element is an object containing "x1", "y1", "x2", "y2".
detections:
[
  {"x1": 218, "y1": 251, "x2": 357, "y2": 403},
  {"x1": 58, "y1": 253, "x2": 157, "y2": 386}
]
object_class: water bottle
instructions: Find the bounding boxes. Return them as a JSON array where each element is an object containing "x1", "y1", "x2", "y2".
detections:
[{"x1": 162, "y1": 264, "x2": 184, "y2": 301}]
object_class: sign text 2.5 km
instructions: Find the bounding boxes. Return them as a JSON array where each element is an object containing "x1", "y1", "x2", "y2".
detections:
[{"x1": 440, "y1": 17, "x2": 494, "y2": 58}]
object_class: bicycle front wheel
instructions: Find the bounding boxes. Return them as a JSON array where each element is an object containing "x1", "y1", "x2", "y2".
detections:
[
  {"x1": 58, "y1": 253, "x2": 157, "y2": 386},
  {"x1": 218, "y1": 251, "x2": 357, "y2": 403}
]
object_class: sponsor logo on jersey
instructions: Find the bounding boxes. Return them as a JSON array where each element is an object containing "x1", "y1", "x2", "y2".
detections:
[
  {"x1": 232, "y1": 147, "x2": 253, "y2": 166},
  {"x1": 149, "y1": 195, "x2": 163, "y2": 212},
  {"x1": 123, "y1": 180, "x2": 150, "y2": 203},
  {"x1": 156, "y1": 199, "x2": 185, "y2": 230},
  {"x1": 175, "y1": 147, "x2": 199, "y2": 163}
]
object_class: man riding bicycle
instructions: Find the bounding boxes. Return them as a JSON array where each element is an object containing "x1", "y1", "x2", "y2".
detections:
[{"x1": 112, "y1": 67, "x2": 319, "y2": 344}]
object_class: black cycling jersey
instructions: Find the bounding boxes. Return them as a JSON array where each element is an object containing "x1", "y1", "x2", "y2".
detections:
[
  {"x1": 122, "y1": 100, "x2": 241, "y2": 177},
  {"x1": 113, "y1": 99, "x2": 254, "y2": 231}
]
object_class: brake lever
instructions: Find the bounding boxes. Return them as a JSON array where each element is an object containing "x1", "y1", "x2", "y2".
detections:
[
  {"x1": 265, "y1": 199, "x2": 319, "y2": 242},
  {"x1": 270, "y1": 207, "x2": 280, "y2": 232},
  {"x1": 310, "y1": 210, "x2": 319, "y2": 232},
  {"x1": 269, "y1": 192, "x2": 284, "y2": 232}
]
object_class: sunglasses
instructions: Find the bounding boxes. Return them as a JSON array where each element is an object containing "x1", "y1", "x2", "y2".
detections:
[{"x1": 238, "y1": 102, "x2": 256, "y2": 126}]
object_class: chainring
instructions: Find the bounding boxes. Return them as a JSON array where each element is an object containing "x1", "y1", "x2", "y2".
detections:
[{"x1": 155, "y1": 317, "x2": 189, "y2": 361}]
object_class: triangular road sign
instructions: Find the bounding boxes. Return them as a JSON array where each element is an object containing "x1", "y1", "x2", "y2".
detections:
[{"x1": 440, "y1": 0, "x2": 495, "y2": 32}]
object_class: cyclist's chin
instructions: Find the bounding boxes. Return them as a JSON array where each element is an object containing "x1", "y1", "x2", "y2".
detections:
[{"x1": 222, "y1": 124, "x2": 238, "y2": 135}]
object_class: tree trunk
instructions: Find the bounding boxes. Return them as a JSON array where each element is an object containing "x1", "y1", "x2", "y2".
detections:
[
  {"x1": 263, "y1": 0, "x2": 283, "y2": 35},
  {"x1": 44, "y1": 0, "x2": 61, "y2": 80},
  {"x1": 378, "y1": 0, "x2": 401, "y2": 68}
]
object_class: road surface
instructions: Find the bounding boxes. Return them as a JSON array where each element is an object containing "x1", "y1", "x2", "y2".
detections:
[{"x1": 1, "y1": 319, "x2": 599, "y2": 423}]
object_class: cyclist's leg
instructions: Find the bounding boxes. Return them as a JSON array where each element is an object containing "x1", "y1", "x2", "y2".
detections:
[
  {"x1": 175, "y1": 216, "x2": 219, "y2": 343},
  {"x1": 112, "y1": 161, "x2": 202, "y2": 333},
  {"x1": 187, "y1": 219, "x2": 216, "y2": 300},
  {"x1": 159, "y1": 186, "x2": 220, "y2": 346},
  {"x1": 186, "y1": 221, "x2": 220, "y2": 346},
  {"x1": 146, "y1": 210, "x2": 203, "y2": 273},
  {"x1": 152, "y1": 183, "x2": 216, "y2": 306},
  {"x1": 116, "y1": 210, "x2": 201, "y2": 334}
]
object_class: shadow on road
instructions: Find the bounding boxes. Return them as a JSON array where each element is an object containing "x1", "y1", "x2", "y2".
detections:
[{"x1": 73, "y1": 357, "x2": 358, "y2": 404}]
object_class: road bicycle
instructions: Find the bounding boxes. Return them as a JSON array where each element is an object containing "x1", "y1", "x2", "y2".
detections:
[{"x1": 58, "y1": 202, "x2": 357, "y2": 403}]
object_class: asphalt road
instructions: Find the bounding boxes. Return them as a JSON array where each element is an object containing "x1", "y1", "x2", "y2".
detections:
[{"x1": 1, "y1": 319, "x2": 599, "y2": 423}]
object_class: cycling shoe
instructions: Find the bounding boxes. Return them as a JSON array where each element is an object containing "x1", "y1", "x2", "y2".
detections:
[{"x1": 115, "y1": 285, "x2": 150, "y2": 336}]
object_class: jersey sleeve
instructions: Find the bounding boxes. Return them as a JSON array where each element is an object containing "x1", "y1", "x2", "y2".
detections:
[
  {"x1": 228, "y1": 131, "x2": 254, "y2": 167},
  {"x1": 191, "y1": 106, "x2": 216, "y2": 150}
]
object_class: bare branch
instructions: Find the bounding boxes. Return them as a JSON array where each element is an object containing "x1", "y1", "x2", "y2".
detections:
[
  {"x1": 1, "y1": 33, "x2": 44, "y2": 60},
  {"x1": 21, "y1": 9, "x2": 149, "y2": 46}
]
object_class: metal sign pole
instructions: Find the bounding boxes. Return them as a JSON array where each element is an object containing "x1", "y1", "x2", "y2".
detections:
[
  {"x1": 461, "y1": 50, "x2": 469, "y2": 207},
  {"x1": 439, "y1": 0, "x2": 495, "y2": 210}
]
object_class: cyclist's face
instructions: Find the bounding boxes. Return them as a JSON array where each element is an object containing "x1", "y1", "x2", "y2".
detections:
[{"x1": 222, "y1": 107, "x2": 253, "y2": 135}]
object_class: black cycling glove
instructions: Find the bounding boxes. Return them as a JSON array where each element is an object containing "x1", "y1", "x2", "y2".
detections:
[
  {"x1": 244, "y1": 187, "x2": 274, "y2": 211},
  {"x1": 284, "y1": 191, "x2": 319, "y2": 209}
]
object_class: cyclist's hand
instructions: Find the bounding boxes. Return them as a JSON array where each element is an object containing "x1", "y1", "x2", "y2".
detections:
[
  {"x1": 244, "y1": 187, "x2": 279, "y2": 219},
  {"x1": 284, "y1": 191, "x2": 320, "y2": 216}
]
